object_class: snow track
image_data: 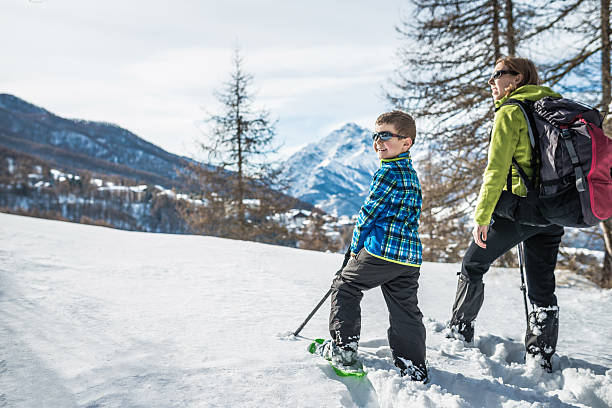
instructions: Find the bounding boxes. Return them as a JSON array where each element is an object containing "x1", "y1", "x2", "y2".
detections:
[
  {"x1": 0, "y1": 213, "x2": 611, "y2": 407},
  {"x1": 293, "y1": 321, "x2": 612, "y2": 408}
]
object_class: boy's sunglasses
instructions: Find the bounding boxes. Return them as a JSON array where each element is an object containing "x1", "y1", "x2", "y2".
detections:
[
  {"x1": 372, "y1": 131, "x2": 407, "y2": 142},
  {"x1": 490, "y1": 70, "x2": 519, "y2": 80}
]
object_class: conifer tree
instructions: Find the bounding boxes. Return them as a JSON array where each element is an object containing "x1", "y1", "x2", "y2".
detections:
[
  {"x1": 390, "y1": 0, "x2": 612, "y2": 280},
  {"x1": 526, "y1": 0, "x2": 612, "y2": 287},
  {"x1": 181, "y1": 48, "x2": 289, "y2": 242},
  {"x1": 388, "y1": 0, "x2": 521, "y2": 261}
]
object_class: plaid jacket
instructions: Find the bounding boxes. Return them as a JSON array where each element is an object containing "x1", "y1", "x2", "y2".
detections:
[{"x1": 350, "y1": 152, "x2": 422, "y2": 266}]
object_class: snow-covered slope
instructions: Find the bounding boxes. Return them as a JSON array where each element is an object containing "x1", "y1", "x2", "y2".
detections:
[
  {"x1": 1, "y1": 213, "x2": 611, "y2": 407},
  {"x1": 282, "y1": 123, "x2": 379, "y2": 217}
]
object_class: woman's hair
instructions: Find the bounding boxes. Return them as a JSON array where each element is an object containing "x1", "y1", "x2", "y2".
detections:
[{"x1": 496, "y1": 56, "x2": 541, "y2": 96}]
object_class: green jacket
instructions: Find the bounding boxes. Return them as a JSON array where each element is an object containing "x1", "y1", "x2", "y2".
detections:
[{"x1": 474, "y1": 85, "x2": 562, "y2": 225}]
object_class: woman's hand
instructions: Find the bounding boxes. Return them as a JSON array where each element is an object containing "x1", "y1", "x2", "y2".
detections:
[{"x1": 472, "y1": 224, "x2": 489, "y2": 249}]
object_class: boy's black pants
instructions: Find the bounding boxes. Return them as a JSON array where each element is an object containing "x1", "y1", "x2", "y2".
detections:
[
  {"x1": 329, "y1": 249, "x2": 426, "y2": 369},
  {"x1": 451, "y1": 216, "x2": 564, "y2": 329}
]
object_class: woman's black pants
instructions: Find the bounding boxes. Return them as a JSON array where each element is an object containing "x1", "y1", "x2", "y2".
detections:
[{"x1": 450, "y1": 216, "x2": 564, "y2": 332}]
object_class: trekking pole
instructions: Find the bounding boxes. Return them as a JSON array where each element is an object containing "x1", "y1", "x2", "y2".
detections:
[
  {"x1": 517, "y1": 242, "x2": 530, "y2": 330},
  {"x1": 293, "y1": 248, "x2": 352, "y2": 336}
]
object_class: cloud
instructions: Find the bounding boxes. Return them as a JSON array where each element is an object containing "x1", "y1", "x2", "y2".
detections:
[
  {"x1": 122, "y1": 49, "x2": 234, "y2": 90},
  {"x1": 0, "y1": 0, "x2": 407, "y2": 157},
  {"x1": 120, "y1": 44, "x2": 396, "y2": 95}
]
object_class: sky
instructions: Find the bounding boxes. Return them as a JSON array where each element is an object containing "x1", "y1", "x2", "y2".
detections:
[{"x1": 1, "y1": 0, "x2": 409, "y2": 159}]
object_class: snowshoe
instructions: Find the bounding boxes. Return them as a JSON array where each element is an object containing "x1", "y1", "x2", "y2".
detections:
[{"x1": 308, "y1": 338, "x2": 366, "y2": 377}]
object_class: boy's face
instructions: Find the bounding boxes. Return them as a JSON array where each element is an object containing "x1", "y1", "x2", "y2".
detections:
[{"x1": 373, "y1": 123, "x2": 413, "y2": 160}]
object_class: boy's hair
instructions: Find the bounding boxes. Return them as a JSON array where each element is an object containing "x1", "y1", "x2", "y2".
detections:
[{"x1": 376, "y1": 110, "x2": 417, "y2": 143}]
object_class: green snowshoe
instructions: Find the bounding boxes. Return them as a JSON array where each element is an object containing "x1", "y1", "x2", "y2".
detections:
[{"x1": 308, "y1": 338, "x2": 366, "y2": 378}]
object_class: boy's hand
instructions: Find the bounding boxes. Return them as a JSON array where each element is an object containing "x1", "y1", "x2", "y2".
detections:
[{"x1": 472, "y1": 224, "x2": 488, "y2": 249}]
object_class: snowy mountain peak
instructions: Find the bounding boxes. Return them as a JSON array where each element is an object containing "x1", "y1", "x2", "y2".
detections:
[
  {"x1": 326, "y1": 122, "x2": 368, "y2": 138},
  {"x1": 283, "y1": 123, "x2": 379, "y2": 217},
  {"x1": 321, "y1": 121, "x2": 368, "y2": 141}
]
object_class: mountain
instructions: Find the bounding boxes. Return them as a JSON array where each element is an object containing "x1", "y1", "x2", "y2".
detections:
[
  {"x1": 0, "y1": 93, "x2": 193, "y2": 188},
  {"x1": 283, "y1": 123, "x2": 379, "y2": 217},
  {"x1": 0, "y1": 94, "x2": 319, "y2": 241}
]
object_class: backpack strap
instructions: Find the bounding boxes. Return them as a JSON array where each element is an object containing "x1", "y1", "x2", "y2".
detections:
[
  {"x1": 506, "y1": 168, "x2": 513, "y2": 191},
  {"x1": 512, "y1": 157, "x2": 533, "y2": 190},
  {"x1": 505, "y1": 158, "x2": 533, "y2": 191},
  {"x1": 497, "y1": 98, "x2": 540, "y2": 192},
  {"x1": 559, "y1": 126, "x2": 586, "y2": 192},
  {"x1": 498, "y1": 99, "x2": 538, "y2": 148}
]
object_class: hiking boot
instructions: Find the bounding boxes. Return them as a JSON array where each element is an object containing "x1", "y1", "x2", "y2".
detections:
[
  {"x1": 316, "y1": 340, "x2": 357, "y2": 366},
  {"x1": 525, "y1": 306, "x2": 559, "y2": 373},
  {"x1": 394, "y1": 357, "x2": 428, "y2": 383},
  {"x1": 448, "y1": 273, "x2": 483, "y2": 343},
  {"x1": 446, "y1": 320, "x2": 475, "y2": 343}
]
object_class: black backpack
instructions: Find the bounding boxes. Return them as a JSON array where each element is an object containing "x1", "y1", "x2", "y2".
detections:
[{"x1": 493, "y1": 97, "x2": 612, "y2": 228}]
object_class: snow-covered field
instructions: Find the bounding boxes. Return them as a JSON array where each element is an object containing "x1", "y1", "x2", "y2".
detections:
[{"x1": 1, "y1": 213, "x2": 611, "y2": 408}]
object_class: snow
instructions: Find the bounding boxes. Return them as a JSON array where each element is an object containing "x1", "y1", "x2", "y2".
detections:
[
  {"x1": 243, "y1": 199, "x2": 261, "y2": 207},
  {"x1": 50, "y1": 168, "x2": 65, "y2": 179},
  {"x1": 6, "y1": 157, "x2": 15, "y2": 174},
  {"x1": 0, "y1": 212, "x2": 611, "y2": 408},
  {"x1": 97, "y1": 184, "x2": 148, "y2": 193},
  {"x1": 561, "y1": 247, "x2": 605, "y2": 262},
  {"x1": 49, "y1": 169, "x2": 80, "y2": 182}
]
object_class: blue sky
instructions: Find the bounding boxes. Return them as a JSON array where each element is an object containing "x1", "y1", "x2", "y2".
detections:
[{"x1": 2, "y1": 0, "x2": 409, "y2": 159}]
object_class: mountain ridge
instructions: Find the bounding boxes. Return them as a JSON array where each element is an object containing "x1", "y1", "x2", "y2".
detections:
[
  {"x1": 283, "y1": 123, "x2": 379, "y2": 217},
  {"x1": 0, "y1": 93, "x2": 193, "y2": 188}
]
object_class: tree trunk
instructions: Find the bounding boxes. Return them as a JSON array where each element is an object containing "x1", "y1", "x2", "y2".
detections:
[
  {"x1": 601, "y1": 220, "x2": 612, "y2": 287},
  {"x1": 504, "y1": 0, "x2": 516, "y2": 56},
  {"x1": 236, "y1": 78, "x2": 245, "y2": 233},
  {"x1": 600, "y1": 0, "x2": 612, "y2": 288},
  {"x1": 602, "y1": 0, "x2": 611, "y2": 109},
  {"x1": 492, "y1": 0, "x2": 502, "y2": 60}
]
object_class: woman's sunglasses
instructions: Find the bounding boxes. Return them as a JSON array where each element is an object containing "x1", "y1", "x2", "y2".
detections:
[
  {"x1": 490, "y1": 70, "x2": 519, "y2": 80},
  {"x1": 372, "y1": 131, "x2": 407, "y2": 141}
]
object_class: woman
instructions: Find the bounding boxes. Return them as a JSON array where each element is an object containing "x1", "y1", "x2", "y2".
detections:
[{"x1": 447, "y1": 56, "x2": 565, "y2": 372}]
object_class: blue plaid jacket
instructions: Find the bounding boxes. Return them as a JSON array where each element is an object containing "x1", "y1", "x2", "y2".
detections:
[{"x1": 350, "y1": 152, "x2": 422, "y2": 266}]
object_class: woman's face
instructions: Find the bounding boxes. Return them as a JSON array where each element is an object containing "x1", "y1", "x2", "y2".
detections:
[{"x1": 488, "y1": 62, "x2": 522, "y2": 100}]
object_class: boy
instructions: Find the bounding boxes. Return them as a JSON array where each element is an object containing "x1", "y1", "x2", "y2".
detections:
[{"x1": 316, "y1": 110, "x2": 427, "y2": 381}]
